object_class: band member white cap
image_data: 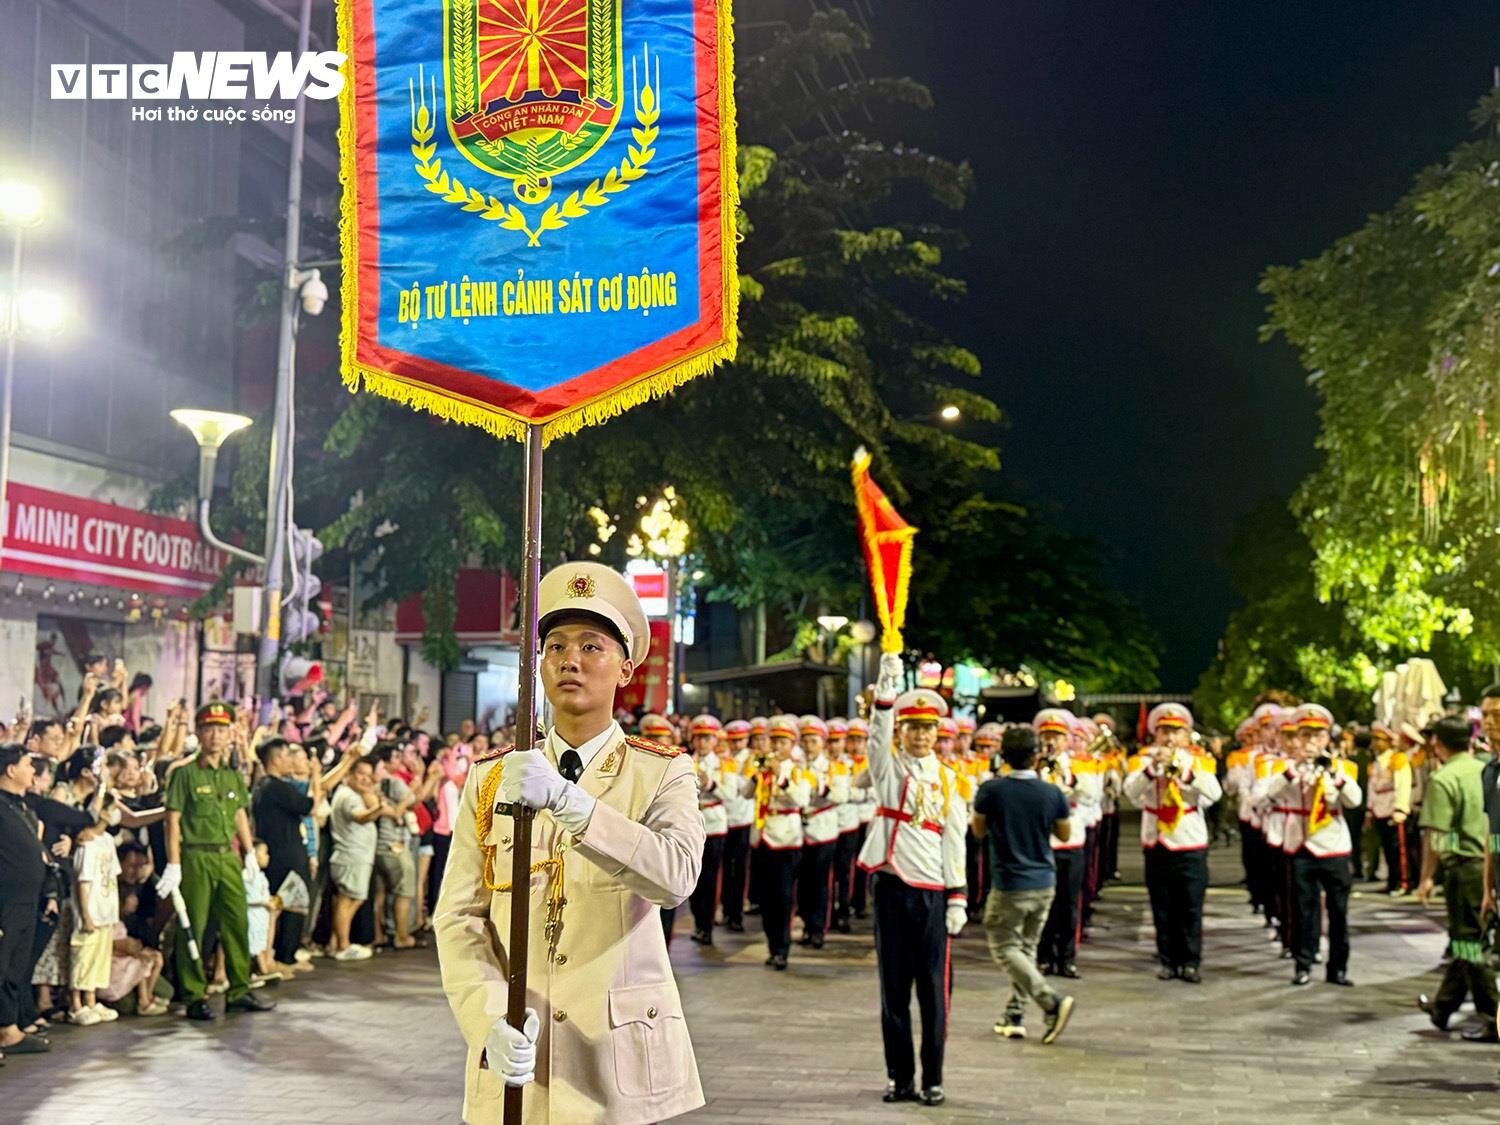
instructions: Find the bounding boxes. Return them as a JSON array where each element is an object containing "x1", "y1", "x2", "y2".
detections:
[{"x1": 537, "y1": 561, "x2": 650, "y2": 664}]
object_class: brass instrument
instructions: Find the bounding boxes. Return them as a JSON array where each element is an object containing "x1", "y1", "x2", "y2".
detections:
[{"x1": 1080, "y1": 725, "x2": 1121, "y2": 757}]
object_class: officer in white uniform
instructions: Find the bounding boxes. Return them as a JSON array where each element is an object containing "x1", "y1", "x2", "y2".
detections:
[{"x1": 857, "y1": 657, "x2": 968, "y2": 1108}]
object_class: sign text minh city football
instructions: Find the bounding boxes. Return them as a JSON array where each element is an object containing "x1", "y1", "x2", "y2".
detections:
[{"x1": 339, "y1": 0, "x2": 738, "y2": 441}]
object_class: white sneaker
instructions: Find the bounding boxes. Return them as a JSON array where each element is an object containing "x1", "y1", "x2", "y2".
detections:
[
  {"x1": 206, "y1": 980, "x2": 229, "y2": 995},
  {"x1": 91, "y1": 1003, "x2": 119, "y2": 1022},
  {"x1": 70, "y1": 1007, "x2": 101, "y2": 1026},
  {"x1": 293, "y1": 949, "x2": 313, "y2": 964},
  {"x1": 333, "y1": 945, "x2": 373, "y2": 962}
]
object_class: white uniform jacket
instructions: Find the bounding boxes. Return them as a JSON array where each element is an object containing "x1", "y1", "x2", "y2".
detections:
[
  {"x1": 1123, "y1": 750, "x2": 1222, "y2": 852},
  {"x1": 434, "y1": 726, "x2": 706, "y2": 1125},
  {"x1": 1367, "y1": 748, "x2": 1411, "y2": 821},
  {"x1": 833, "y1": 758, "x2": 862, "y2": 835},
  {"x1": 1265, "y1": 760, "x2": 1362, "y2": 858},
  {"x1": 694, "y1": 751, "x2": 728, "y2": 837},
  {"x1": 854, "y1": 700, "x2": 968, "y2": 899},
  {"x1": 1043, "y1": 751, "x2": 1098, "y2": 851},
  {"x1": 1251, "y1": 755, "x2": 1292, "y2": 848},
  {"x1": 722, "y1": 749, "x2": 754, "y2": 830},
  {"x1": 743, "y1": 759, "x2": 811, "y2": 849},
  {"x1": 802, "y1": 754, "x2": 848, "y2": 845}
]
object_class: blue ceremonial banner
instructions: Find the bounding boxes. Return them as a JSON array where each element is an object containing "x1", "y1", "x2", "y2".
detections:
[{"x1": 339, "y1": 0, "x2": 738, "y2": 442}]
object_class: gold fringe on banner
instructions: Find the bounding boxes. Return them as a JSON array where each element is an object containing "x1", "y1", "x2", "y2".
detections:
[{"x1": 335, "y1": 0, "x2": 740, "y2": 447}]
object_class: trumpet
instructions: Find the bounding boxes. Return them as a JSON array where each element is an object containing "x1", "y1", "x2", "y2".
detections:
[{"x1": 1081, "y1": 725, "x2": 1121, "y2": 757}]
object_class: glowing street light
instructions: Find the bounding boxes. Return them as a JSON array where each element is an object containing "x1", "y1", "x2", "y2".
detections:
[
  {"x1": 170, "y1": 408, "x2": 263, "y2": 566},
  {"x1": 0, "y1": 181, "x2": 45, "y2": 229},
  {"x1": 939, "y1": 404, "x2": 961, "y2": 422}
]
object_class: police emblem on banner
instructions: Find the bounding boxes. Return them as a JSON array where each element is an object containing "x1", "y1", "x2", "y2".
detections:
[{"x1": 340, "y1": 0, "x2": 738, "y2": 442}]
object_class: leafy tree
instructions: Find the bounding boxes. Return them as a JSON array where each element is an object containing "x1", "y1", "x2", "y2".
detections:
[{"x1": 1261, "y1": 88, "x2": 1500, "y2": 663}]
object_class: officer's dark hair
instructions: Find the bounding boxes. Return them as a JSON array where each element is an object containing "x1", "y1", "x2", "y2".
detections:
[
  {"x1": 257, "y1": 738, "x2": 291, "y2": 769},
  {"x1": 1000, "y1": 727, "x2": 1039, "y2": 770},
  {"x1": 117, "y1": 841, "x2": 148, "y2": 862},
  {"x1": 1431, "y1": 715, "x2": 1472, "y2": 753},
  {"x1": 1482, "y1": 683, "x2": 1500, "y2": 701},
  {"x1": 27, "y1": 718, "x2": 60, "y2": 741},
  {"x1": 0, "y1": 742, "x2": 27, "y2": 780},
  {"x1": 99, "y1": 725, "x2": 132, "y2": 749}
]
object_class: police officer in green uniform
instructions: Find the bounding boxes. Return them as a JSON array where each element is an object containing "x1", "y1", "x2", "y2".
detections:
[{"x1": 157, "y1": 703, "x2": 275, "y2": 1021}]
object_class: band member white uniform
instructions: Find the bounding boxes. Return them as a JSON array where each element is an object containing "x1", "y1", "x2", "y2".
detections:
[
  {"x1": 1123, "y1": 703, "x2": 1222, "y2": 983},
  {"x1": 1367, "y1": 722, "x2": 1413, "y2": 894},
  {"x1": 798, "y1": 715, "x2": 846, "y2": 948},
  {"x1": 1034, "y1": 709, "x2": 1093, "y2": 979},
  {"x1": 746, "y1": 715, "x2": 812, "y2": 969},
  {"x1": 434, "y1": 562, "x2": 705, "y2": 1125},
  {"x1": 857, "y1": 657, "x2": 968, "y2": 1108},
  {"x1": 828, "y1": 719, "x2": 862, "y2": 933},
  {"x1": 688, "y1": 714, "x2": 727, "y2": 946},
  {"x1": 1263, "y1": 704, "x2": 1360, "y2": 986},
  {"x1": 847, "y1": 717, "x2": 878, "y2": 919},
  {"x1": 719, "y1": 720, "x2": 754, "y2": 932}
]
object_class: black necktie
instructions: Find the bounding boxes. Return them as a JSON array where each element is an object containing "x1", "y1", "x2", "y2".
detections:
[{"x1": 559, "y1": 749, "x2": 584, "y2": 783}]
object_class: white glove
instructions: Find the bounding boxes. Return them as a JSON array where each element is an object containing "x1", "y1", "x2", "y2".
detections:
[
  {"x1": 485, "y1": 1009, "x2": 541, "y2": 1087},
  {"x1": 877, "y1": 652, "x2": 904, "y2": 703},
  {"x1": 777, "y1": 759, "x2": 794, "y2": 784},
  {"x1": 945, "y1": 902, "x2": 967, "y2": 936},
  {"x1": 156, "y1": 863, "x2": 182, "y2": 898},
  {"x1": 499, "y1": 750, "x2": 597, "y2": 835}
]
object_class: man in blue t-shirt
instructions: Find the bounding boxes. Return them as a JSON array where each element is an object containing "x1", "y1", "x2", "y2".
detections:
[{"x1": 971, "y1": 727, "x2": 1076, "y2": 1044}]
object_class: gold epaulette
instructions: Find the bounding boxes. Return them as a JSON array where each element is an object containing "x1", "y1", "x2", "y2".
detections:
[
  {"x1": 474, "y1": 744, "x2": 512, "y2": 765},
  {"x1": 626, "y1": 735, "x2": 684, "y2": 758}
]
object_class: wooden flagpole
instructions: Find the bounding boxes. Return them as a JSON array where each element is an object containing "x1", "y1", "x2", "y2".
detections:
[{"x1": 503, "y1": 423, "x2": 544, "y2": 1124}]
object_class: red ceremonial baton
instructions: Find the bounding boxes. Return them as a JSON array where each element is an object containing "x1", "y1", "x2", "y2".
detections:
[{"x1": 501, "y1": 424, "x2": 544, "y2": 1125}]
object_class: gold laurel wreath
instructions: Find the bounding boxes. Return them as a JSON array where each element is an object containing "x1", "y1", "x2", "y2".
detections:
[{"x1": 410, "y1": 57, "x2": 658, "y2": 248}]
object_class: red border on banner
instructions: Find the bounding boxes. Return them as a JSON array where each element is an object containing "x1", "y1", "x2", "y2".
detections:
[{"x1": 347, "y1": 0, "x2": 729, "y2": 425}]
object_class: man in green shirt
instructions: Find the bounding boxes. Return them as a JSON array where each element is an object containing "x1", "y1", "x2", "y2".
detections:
[
  {"x1": 158, "y1": 703, "x2": 275, "y2": 1021},
  {"x1": 1416, "y1": 715, "x2": 1497, "y2": 1040}
]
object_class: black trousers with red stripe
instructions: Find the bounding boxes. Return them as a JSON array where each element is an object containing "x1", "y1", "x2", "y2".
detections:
[
  {"x1": 797, "y1": 839, "x2": 836, "y2": 940},
  {"x1": 1040, "y1": 846, "x2": 1084, "y2": 967},
  {"x1": 872, "y1": 872, "x2": 948, "y2": 1090},
  {"x1": 832, "y1": 829, "x2": 860, "y2": 926},
  {"x1": 720, "y1": 825, "x2": 751, "y2": 925},
  {"x1": 1143, "y1": 845, "x2": 1208, "y2": 969},
  {"x1": 759, "y1": 845, "x2": 799, "y2": 958},
  {"x1": 689, "y1": 833, "x2": 726, "y2": 936}
]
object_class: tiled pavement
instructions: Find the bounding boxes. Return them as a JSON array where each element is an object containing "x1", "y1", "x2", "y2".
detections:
[{"x1": 7, "y1": 839, "x2": 1500, "y2": 1124}]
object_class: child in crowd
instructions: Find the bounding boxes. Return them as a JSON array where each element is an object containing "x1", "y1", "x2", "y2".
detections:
[
  {"x1": 244, "y1": 839, "x2": 283, "y2": 983},
  {"x1": 100, "y1": 884, "x2": 169, "y2": 1016},
  {"x1": 70, "y1": 804, "x2": 122, "y2": 1026}
]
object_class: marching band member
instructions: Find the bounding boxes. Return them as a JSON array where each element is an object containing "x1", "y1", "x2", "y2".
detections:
[
  {"x1": 743, "y1": 716, "x2": 770, "y2": 918},
  {"x1": 1262, "y1": 704, "x2": 1359, "y2": 986},
  {"x1": 1123, "y1": 703, "x2": 1221, "y2": 983},
  {"x1": 1033, "y1": 710, "x2": 1091, "y2": 979},
  {"x1": 1367, "y1": 721, "x2": 1412, "y2": 895},
  {"x1": 797, "y1": 715, "x2": 846, "y2": 949},
  {"x1": 719, "y1": 720, "x2": 753, "y2": 932},
  {"x1": 748, "y1": 715, "x2": 811, "y2": 970},
  {"x1": 1403, "y1": 722, "x2": 1429, "y2": 897},
  {"x1": 828, "y1": 719, "x2": 862, "y2": 934},
  {"x1": 687, "y1": 714, "x2": 727, "y2": 946},
  {"x1": 638, "y1": 713, "x2": 683, "y2": 943},
  {"x1": 846, "y1": 717, "x2": 877, "y2": 920},
  {"x1": 857, "y1": 658, "x2": 968, "y2": 1107},
  {"x1": 1251, "y1": 711, "x2": 1296, "y2": 952}
]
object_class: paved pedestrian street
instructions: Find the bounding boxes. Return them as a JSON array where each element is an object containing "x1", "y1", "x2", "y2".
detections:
[{"x1": 7, "y1": 847, "x2": 1499, "y2": 1124}]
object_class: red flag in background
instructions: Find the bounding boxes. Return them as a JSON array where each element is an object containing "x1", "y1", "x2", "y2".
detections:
[{"x1": 851, "y1": 447, "x2": 918, "y2": 654}]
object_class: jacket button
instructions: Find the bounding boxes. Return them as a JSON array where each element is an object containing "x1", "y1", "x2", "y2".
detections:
[
  {"x1": 553, "y1": 1009, "x2": 567, "y2": 1022},
  {"x1": 555, "y1": 954, "x2": 568, "y2": 966},
  {"x1": 501, "y1": 837, "x2": 511, "y2": 846},
  {"x1": 646, "y1": 1006, "x2": 657, "y2": 1019}
]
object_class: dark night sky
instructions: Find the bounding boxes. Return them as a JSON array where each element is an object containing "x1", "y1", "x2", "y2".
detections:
[{"x1": 856, "y1": 1, "x2": 1500, "y2": 687}]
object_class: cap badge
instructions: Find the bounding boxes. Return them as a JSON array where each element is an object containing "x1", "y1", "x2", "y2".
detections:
[{"x1": 566, "y1": 574, "x2": 596, "y2": 599}]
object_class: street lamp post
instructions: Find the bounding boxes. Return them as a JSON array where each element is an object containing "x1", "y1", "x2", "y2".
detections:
[
  {"x1": 169, "y1": 409, "x2": 261, "y2": 565},
  {"x1": 630, "y1": 490, "x2": 691, "y2": 713}
]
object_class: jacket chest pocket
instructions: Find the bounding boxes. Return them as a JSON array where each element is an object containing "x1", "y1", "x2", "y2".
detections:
[{"x1": 608, "y1": 983, "x2": 690, "y2": 1097}]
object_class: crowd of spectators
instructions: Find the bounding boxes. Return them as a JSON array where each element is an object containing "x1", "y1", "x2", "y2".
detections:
[{"x1": 0, "y1": 654, "x2": 518, "y2": 1064}]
